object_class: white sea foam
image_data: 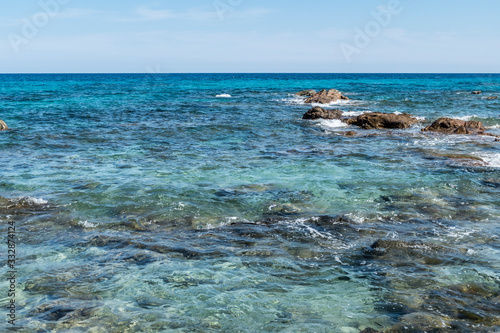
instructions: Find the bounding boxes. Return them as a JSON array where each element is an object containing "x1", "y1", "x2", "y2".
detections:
[
  {"x1": 455, "y1": 115, "x2": 477, "y2": 121},
  {"x1": 479, "y1": 153, "x2": 500, "y2": 167},
  {"x1": 344, "y1": 213, "x2": 365, "y2": 224},
  {"x1": 317, "y1": 119, "x2": 349, "y2": 129},
  {"x1": 224, "y1": 216, "x2": 239, "y2": 224},
  {"x1": 421, "y1": 134, "x2": 478, "y2": 147},
  {"x1": 310, "y1": 100, "x2": 354, "y2": 108},
  {"x1": 342, "y1": 110, "x2": 371, "y2": 117},
  {"x1": 486, "y1": 124, "x2": 500, "y2": 129},
  {"x1": 216, "y1": 94, "x2": 232, "y2": 98},
  {"x1": 78, "y1": 220, "x2": 97, "y2": 228},
  {"x1": 173, "y1": 202, "x2": 186, "y2": 211},
  {"x1": 20, "y1": 196, "x2": 48, "y2": 205},
  {"x1": 287, "y1": 218, "x2": 336, "y2": 240},
  {"x1": 281, "y1": 95, "x2": 306, "y2": 105}
]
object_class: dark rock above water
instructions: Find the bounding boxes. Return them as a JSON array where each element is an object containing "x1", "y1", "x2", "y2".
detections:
[
  {"x1": 0, "y1": 119, "x2": 8, "y2": 131},
  {"x1": 304, "y1": 89, "x2": 349, "y2": 104},
  {"x1": 302, "y1": 106, "x2": 342, "y2": 120},
  {"x1": 345, "y1": 112, "x2": 418, "y2": 129},
  {"x1": 472, "y1": 91, "x2": 482, "y2": 94},
  {"x1": 487, "y1": 96, "x2": 498, "y2": 100},
  {"x1": 422, "y1": 117, "x2": 485, "y2": 135},
  {"x1": 295, "y1": 89, "x2": 317, "y2": 97}
]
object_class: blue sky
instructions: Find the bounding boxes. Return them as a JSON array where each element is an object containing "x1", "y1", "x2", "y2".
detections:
[{"x1": 1, "y1": 0, "x2": 499, "y2": 73}]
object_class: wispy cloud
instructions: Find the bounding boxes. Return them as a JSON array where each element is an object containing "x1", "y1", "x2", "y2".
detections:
[
  {"x1": 56, "y1": 8, "x2": 107, "y2": 20},
  {"x1": 115, "y1": 5, "x2": 271, "y2": 23},
  {"x1": 118, "y1": 6, "x2": 174, "y2": 22}
]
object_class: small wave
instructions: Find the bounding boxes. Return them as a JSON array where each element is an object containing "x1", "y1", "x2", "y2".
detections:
[
  {"x1": 281, "y1": 96, "x2": 306, "y2": 105},
  {"x1": 455, "y1": 115, "x2": 478, "y2": 121},
  {"x1": 343, "y1": 213, "x2": 365, "y2": 224},
  {"x1": 317, "y1": 119, "x2": 349, "y2": 129},
  {"x1": 195, "y1": 216, "x2": 250, "y2": 230},
  {"x1": 216, "y1": 94, "x2": 232, "y2": 98},
  {"x1": 479, "y1": 153, "x2": 500, "y2": 168},
  {"x1": 341, "y1": 110, "x2": 371, "y2": 117},
  {"x1": 310, "y1": 100, "x2": 354, "y2": 108},
  {"x1": 486, "y1": 124, "x2": 500, "y2": 129},
  {"x1": 287, "y1": 218, "x2": 336, "y2": 240},
  {"x1": 19, "y1": 196, "x2": 48, "y2": 205},
  {"x1": 78, "y1": 220, "x2": 98, "y2": 228}
]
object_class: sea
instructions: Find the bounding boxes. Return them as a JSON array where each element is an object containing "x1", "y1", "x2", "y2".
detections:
[{"x1": 0, "y1": 73, "x2": 499, "y2": 332}]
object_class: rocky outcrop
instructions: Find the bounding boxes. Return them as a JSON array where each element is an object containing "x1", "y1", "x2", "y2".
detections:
[
  {"x1": 304, "y1": 89, "x2": 349, "y2": 104},
  {"x1": 0, "y1": 119, "x2": 8, "y2": 131},
  {"x1": 422, "y1": 117, "x2": 485, "y2": 135},
  {"x1": 472, "y1": 91, "x2": 482, "y2": 94},
  {"x1": 302, "y1": 106, "x2": 342, "y2": 120},
  {"x1": 345, "y1": 112, "x2": 418, "y2": 129},
  {"x1": 296, "y1": 89, "x2": 316, "y2": 97},
  {"x1": 487, "y1": 96, "x2": 498, "y2": 100}
]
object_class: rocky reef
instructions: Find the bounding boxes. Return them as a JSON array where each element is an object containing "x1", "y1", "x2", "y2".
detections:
[
  {"x1": 345, "y1": 112, "x2": 419, "y2": 129},
  {"x1": 302, "y1": 89, "x2": 349, "y2": 104},
  {"x1": 422, "y1": 117, "x2": 485, "y2": 135}
]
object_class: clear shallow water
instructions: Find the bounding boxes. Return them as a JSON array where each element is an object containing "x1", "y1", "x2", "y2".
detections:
[{"x1": 0, "y1": 74, "x2": 499, "y2": 332}]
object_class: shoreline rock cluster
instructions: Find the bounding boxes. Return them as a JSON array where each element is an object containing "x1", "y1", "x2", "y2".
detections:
[{"x1": 296, "y1": 90, "x2": 499, "y2": 137}]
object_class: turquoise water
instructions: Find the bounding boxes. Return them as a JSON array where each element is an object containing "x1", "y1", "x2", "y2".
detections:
[{"x1": 1, "y1": 74, "x2": 499, "y2": 332}]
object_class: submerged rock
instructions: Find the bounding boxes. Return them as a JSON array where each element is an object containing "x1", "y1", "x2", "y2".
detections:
[
  {"x1": 0, "y1": 119, "x2": 8, "y2": 131},
  {"x1": 304, "y1": 89, "x2": 349, "y2": 104},
  {"x1": 296, "y1": 89, "x2": 317, "y2": 97},
  {"x1": 425, "y1": 152, "x2": 489, "y2": 167},
  {"x1": 385, "y1": 312, "x2": 450, "y2": 332},
  {"x1": 0, "y1": 196, "x2": 52, "y2": 216},
  {"x1": 422, "y1": 117, "x2": 485, "y2": 135},
  {"x1": 364, "y1": 238, "x2": 465, "y2": 266},
  {"x1": 302, "y1": 106, "x2": 343, "y2": 120},
  {"x1": 342, "y1": 131, "x2": 357, "y2": 137},
  {"x1": 345, "y1": 112, "x2": 418, "y2": 129},
  {"x1": 419, "y1": 283, "x2": 500, "y2": 328},
  {"x1": 370, "y1": 239, "x2": 451, "y2": 253},
  {"x1": 359, "y1": 328, "x2": 381, "y2": 333}
]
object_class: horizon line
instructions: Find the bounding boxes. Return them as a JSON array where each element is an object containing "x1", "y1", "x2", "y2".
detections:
[{"x1": 1, "y1": 72, "x2": 500, "y2": 75}]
